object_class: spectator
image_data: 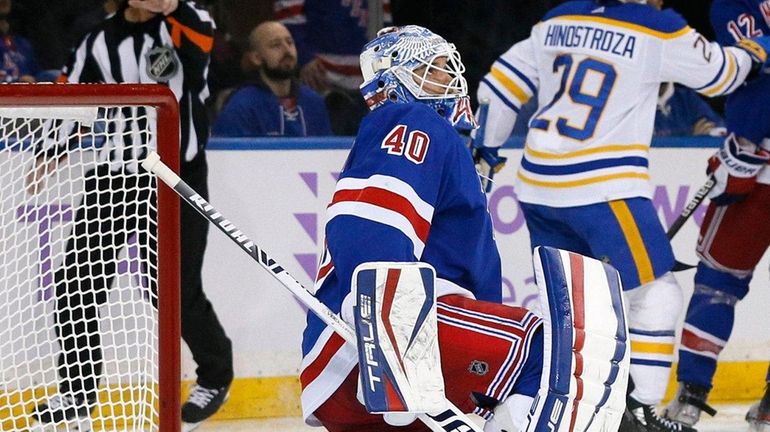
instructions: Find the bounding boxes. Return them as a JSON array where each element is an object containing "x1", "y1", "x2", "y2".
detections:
[
  {"x1": 213, "y1": 21, "x2": 332, "y2": 137},
  {"x1": 0, "y1": 0, "x2": 39, "y2": 82},
  {"x1": 200, "y1": 0, "x2": 244, "y2": 119},
  {"x1": 654, "y1": 83, "x2": 726, "y2": 137},
  {"x1": 26, "y1": 0, "x2": 233, "y2": 430},
  {"x1": 10, "y1": 0, "x2": 102, "y2": 72},
  {"x1": 274, "y1": 0, "x2": 392, "y2": 135}
]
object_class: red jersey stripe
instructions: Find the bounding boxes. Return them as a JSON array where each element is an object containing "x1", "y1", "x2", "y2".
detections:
[
  {"x1": 381, "y1": 268, "x2": 407, "y2": 374},
  {"x1": 300, "y1": 332, "x2": 346, "y2": 388},
  {"x1": 330, "y1": 187, "x2": 431, "y2": 242}
]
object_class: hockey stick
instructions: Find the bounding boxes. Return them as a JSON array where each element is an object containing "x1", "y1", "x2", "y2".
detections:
[
  {"x1": 667, "y1": 176, "x2": 716, "y2": 272},
  {"x1": 141, "y1": 151, "x2": 484, "y2": 432}
]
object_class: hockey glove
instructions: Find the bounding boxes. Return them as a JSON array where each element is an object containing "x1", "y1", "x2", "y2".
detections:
[
  {"x1": 736, "y1": 36, "x2": 770, "y2": 72},
  {"x1": 707, "y1": 133, "x2": 770, "y2": 205},
  {"x1": 472, "y1": 144, "x2": 507, "y2": 193}
]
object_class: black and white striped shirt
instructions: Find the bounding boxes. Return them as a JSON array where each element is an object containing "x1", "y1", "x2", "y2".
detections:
[{"x1": 55, "y1": 1, "x2": 214, "y2": 170}]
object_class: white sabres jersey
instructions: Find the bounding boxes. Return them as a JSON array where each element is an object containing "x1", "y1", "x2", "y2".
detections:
[{"x1": 477, "y1": 0, "x2": 755, "y2": 207}]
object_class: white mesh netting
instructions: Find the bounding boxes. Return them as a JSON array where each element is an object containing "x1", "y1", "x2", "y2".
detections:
[{"x1": 0, "y1": 106, "x2": 162, "y2": 431}]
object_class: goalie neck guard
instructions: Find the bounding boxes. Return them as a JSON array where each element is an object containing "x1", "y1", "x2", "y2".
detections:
[{"x1": 359, "y1": 25, "x2": 477, "y2": 132}]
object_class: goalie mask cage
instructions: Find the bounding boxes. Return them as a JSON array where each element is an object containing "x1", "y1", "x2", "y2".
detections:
[{"x1": 0, "y1": 84, "x2": 180, "y2": 432}]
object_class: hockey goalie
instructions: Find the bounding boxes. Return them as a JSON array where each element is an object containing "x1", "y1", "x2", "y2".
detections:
[{"x1": 297, "y1": 25, "x2": 630, "y2": 432}]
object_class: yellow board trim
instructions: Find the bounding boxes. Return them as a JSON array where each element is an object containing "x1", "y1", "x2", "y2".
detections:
[
  {"x1": 490, "y1": 67, "x2": 530, "y2": 105},
  {"x1": 0, "y1": 385, "x2": 159, "y2": 431},
  {"x1": 631, "y1": 340, "x2": 674, "y2": 355},
  {"x1": 554, "y1": 15, "x2": 691, "y2": 40},
  {"x1": 517, "y1": 170, "x2": 649, "y2": 188},
  {"x1": 525, "y1": 143, "x2": 649, "y2": 160},
  {"x1": 666, "y1": 361, "x2": 769, "y2": 403},
  {"x1": 609, "y1": 200, "x2": 655, "y2": 284},
  {"x1": 3, "y1": 367, "x2": 768, "y2": 425}
]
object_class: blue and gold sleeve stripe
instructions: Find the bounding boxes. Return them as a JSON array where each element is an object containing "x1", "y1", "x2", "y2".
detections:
[
  {"x1": 699, "y1": 49, "x2": 740, "y2": 97},
  {"x1": 481, "y1": 58, "x2": 536, "y2": 112}
]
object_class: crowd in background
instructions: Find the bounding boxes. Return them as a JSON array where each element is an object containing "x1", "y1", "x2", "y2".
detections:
[{"x1": 4, "y1": 0, "x2": 722, "y2": 137}]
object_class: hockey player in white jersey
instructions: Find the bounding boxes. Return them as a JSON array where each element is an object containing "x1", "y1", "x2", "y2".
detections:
[{"x1": 475, "y1": 0, "x2": 770, "y2": 431}]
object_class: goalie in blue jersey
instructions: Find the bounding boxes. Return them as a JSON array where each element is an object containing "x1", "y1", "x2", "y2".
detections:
[{"x1": 299, "y1": 25, "x2": 630, "y2": 432}]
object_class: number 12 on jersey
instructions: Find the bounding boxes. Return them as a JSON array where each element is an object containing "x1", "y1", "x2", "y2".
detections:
[{"x1": 530, "y1": 54, "x2": 617, "y2": 141}]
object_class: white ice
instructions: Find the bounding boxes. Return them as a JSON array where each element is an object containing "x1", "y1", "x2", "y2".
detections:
[{"x1": 195, "y1": 404, "x2": 758, "y2": 431}]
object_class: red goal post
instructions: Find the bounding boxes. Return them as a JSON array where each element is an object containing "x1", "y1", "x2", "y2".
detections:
[{"x1": 0, "y1": 83, "x2": 180, "y2": 432}]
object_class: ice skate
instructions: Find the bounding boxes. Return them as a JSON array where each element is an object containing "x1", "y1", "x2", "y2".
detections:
[
  {"x1": 662, "y1": 382, "x2": 717, "y2": 426},
  {"x1": 747, "y1": 386, "x2": 770, "y2": 431},
  {"x1": 620, "y1": 395, "x2": 697, "y2": 432},
  {"x1": 181, "y1": 383, "x2": 230, "y2": 432},
  {"x1": 30, "y1": 394, "x2": 93, "y2": 431}
]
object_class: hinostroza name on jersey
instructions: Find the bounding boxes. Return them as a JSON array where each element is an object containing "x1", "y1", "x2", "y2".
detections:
[{"x1": 543, "y1": 24, "x2": 637, "y2": 59}]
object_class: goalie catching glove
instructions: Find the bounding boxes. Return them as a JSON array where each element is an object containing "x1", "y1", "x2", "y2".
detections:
[
  {"x1": 470, "y1": 98, "x2": 507, "y2": 193},
  {"x1": 707, "y1": 133, "x2": 770, "y2": 205}
]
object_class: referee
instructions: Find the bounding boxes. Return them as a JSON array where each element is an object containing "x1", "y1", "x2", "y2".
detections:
[{"x1": 26, "y1": 0, "x2": 233, "y2": 429}]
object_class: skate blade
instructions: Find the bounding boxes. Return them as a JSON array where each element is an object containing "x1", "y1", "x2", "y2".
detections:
[
  {"x1": 747, "y1": 413, "x2": 770, "y2": 432},
  {"x1": 748, "y1": 420, "x2": 770, "y2": 432},
  {"x1": 182, "y1": 421, "x2": 202, "y2": 432}
]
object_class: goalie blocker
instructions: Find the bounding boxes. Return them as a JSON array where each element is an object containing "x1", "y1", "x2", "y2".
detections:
[
  {"x1": 334, "y1": 247, "x2": 629, "y2": 432},
  {"x1": 352, "y1": 263, "x2": 444, "y2": 426}
]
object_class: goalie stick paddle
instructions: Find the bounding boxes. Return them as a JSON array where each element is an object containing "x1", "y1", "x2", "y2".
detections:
[
  {"x1": 667, "y1": 176, "x2": 716, "y2": 272},
  {"x1": 141, "y1": 151, "x2": 484, "y2": 432}
]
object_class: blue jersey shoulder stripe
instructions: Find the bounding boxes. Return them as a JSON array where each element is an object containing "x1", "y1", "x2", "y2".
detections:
[{"x1": 543, "y1": 0, "x2": 688, "y2": 36}]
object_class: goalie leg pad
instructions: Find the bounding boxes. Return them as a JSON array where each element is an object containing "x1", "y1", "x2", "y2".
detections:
[
  {"x1": 518, "y1": 246, "x2": 629, "y2": 432},
  {"x1": 352, "y1": 262, "x2": 445, "y2": 417}
]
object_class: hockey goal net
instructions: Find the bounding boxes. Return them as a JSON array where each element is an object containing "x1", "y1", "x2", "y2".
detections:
[{"x1": 0, "y1": 84, "x2": 180, "y2": 431}]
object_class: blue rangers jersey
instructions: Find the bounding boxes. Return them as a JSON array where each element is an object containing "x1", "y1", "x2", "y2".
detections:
[
  {"x1": 478, "y1": 0, "x2": 757, "y2": 207},
  {"x1": 711, "y1": 0, "x2": 770, "y2": 185},
  {"x1": 298, "y1": 103, "x2": 503, "y2": 423}
]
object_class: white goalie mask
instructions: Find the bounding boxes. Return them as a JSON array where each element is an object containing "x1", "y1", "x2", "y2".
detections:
[{"x1": 359, "y1": 25, "x2": 476, "y2": 131}]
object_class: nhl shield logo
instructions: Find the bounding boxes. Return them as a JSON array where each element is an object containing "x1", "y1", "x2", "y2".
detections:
[
  {"x1": 468, "y1": 360, "x2": 489, "y2": 376},
  {"x1": 145, "y1": 46, "x2": 179, "y2": 83}
]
